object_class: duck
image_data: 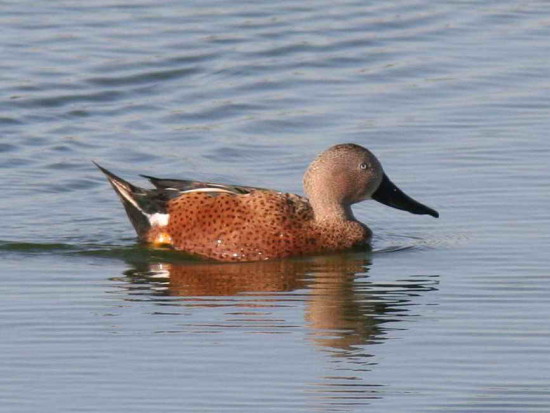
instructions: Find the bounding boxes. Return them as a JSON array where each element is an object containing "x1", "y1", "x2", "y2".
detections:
[{"x1": 95, "y1": 143, "x2": 438, "y2": 262}]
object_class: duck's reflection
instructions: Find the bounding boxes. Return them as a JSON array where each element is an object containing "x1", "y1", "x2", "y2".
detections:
[
  {"x1": 119, "y1": 253, "x2": 438, "y2": 410},
  {"x1": 147, "y1": 259, "x2": 309, "y2": 296},
  {"x1": 122, "y1": 253, "x2": 438, "y2": 354}
]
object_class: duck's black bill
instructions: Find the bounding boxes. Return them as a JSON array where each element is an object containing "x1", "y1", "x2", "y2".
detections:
[{"x1": 372, "y1": 174, "x2": 439, "y2": 218}]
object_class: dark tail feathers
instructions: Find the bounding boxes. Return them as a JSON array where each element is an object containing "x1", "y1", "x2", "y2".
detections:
[{"x1": 94, "y1": 162, "x2": 167, "y2": 239}]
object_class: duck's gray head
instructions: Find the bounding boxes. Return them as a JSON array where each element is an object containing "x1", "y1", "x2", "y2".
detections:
[{"x1": 303, "y1": 143, "x2": 439, "y2": 221}]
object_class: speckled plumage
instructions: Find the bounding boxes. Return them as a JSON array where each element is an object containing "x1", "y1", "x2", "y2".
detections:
[{"x1": 146, "y1": 190, "x2": 370, "y2": 261}]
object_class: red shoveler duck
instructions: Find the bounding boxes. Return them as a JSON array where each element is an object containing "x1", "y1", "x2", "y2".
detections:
[{"x1": 95, "y1": 143, "x2": 438, "y2": 262}]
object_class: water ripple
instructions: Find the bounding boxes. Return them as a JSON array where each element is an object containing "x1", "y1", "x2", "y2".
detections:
[{"x1": 2, "y1": 0, "x2": 550, "y2": 412}]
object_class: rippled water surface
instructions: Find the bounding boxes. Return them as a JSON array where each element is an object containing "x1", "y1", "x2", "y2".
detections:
[{"x1": 2, "y1": 1, "x2": 550, "y2": 412}]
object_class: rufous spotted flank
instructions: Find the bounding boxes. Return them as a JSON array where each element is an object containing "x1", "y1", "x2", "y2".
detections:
[{"x1": 96, "y1": 144, "x2": 438, "y2": 262}]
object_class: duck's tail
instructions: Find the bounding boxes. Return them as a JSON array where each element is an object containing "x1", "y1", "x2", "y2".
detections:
[{"x1": 93, "y1": 162, "x2": 169, "y2": 239}]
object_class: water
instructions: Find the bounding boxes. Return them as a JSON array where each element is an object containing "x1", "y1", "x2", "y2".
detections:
[{"x1": 2, "y1": 0, "x2": 550, "y2": 411}]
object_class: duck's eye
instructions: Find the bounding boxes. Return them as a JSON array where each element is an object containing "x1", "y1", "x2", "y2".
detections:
[{"x1": 360, "y1": 163, "x2": 368, "y2": 170}]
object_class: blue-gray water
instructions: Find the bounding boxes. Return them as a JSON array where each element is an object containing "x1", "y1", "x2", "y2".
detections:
[{"x1": 2, "y1": 1, "x2": 550, "y2": 412}]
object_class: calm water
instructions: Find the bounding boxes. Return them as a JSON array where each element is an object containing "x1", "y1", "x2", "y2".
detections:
[{"x1": 2, "y1": 0, "x2": 550, "y2": 411}]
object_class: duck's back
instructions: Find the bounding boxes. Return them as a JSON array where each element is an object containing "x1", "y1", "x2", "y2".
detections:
[{"x1": 146, "y1": 190, "x2": 367, "y2": 261}]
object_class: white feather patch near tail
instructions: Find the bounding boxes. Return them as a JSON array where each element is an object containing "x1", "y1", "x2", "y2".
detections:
[
  {"x1": 149, "y1": 213, "x2": 169, "y2": 227},
  {"x1": 110, "y1": 179, "x2": 169, "y2": 228},
  {"x1": 181, "y1": 187, "x2": 235, "y2": 194}
]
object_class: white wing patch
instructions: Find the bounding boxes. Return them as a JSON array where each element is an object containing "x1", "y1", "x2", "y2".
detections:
[
  {"x1": 181, "y1": 187, "x2": 236, "y2": 194},
  {"x1": 110, "y1": 179, "x2": 170, "y2": 228},
  {"x1": 149, "y1": 213, "x2": 169, "y2": 227}
]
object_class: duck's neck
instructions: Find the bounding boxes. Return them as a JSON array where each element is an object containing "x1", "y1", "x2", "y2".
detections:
[{"x1": 310, "y1": 198, "x2": 356, "y2": 222}]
